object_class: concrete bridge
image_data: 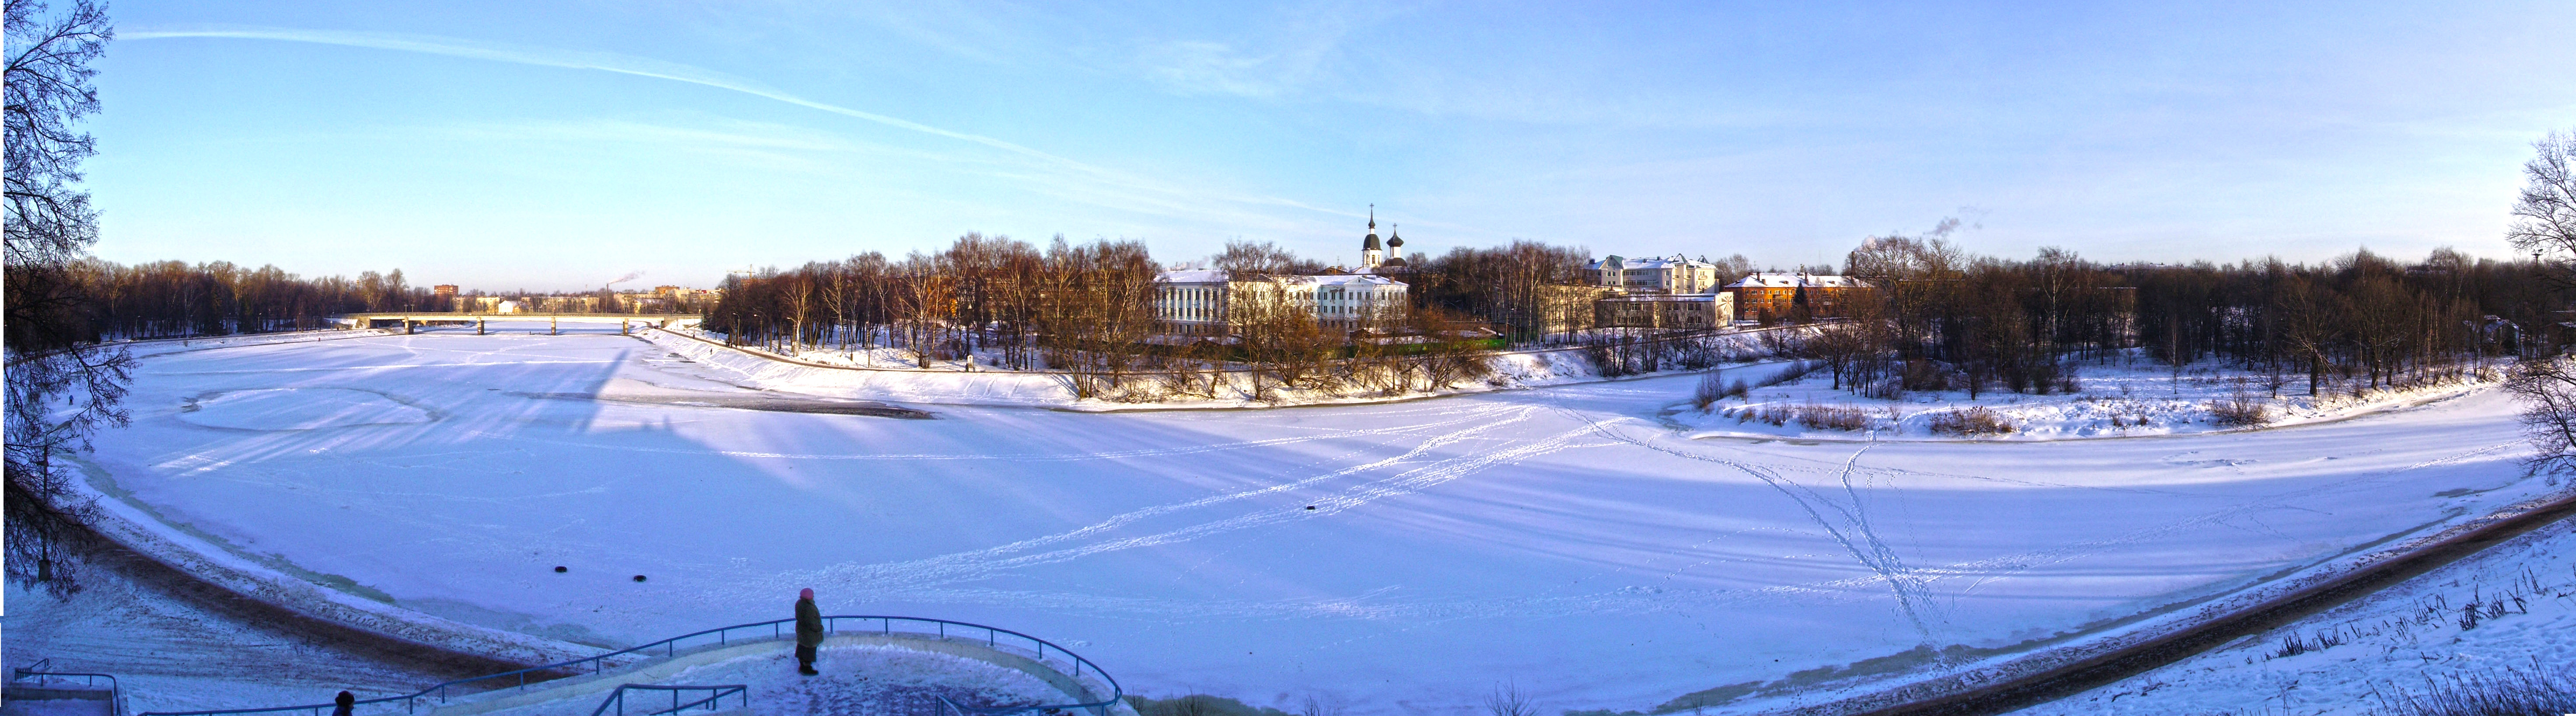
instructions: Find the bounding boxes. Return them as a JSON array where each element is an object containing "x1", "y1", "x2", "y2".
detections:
[{"x1": 330, "y1": 312, "x2": 700, "y2": 336}]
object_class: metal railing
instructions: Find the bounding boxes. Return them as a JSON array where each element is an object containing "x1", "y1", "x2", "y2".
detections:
[
  {"x1": 936, "y1": 693, "x2": 1093, "y2": 716},
  {"x1": 135, "y1": 615, "x2": 1120, "y2": 716},
  {"x1": 589, "y1": 685, "x2": 744, "y2": 716},
  {"x1": 12, "y1": 659, "x2": 126, "y2": 716}
]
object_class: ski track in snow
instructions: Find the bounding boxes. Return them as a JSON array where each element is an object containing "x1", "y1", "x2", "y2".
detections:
[
  {"x1": 1553, "y1": 398, "x2": 2527, "y2": 653},
  {"x1": 754, "y1": 407, "x2": 1601, "y2": 605}
]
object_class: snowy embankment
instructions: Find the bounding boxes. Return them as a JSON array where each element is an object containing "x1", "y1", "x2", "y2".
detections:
[
  {"x1": 70, "y1": 467, "x2": 610, "y2": 670},
  {"x1": 1667, "y1": 355, "x2": 2507, "y2": 442},
  {"x1": 639, "y1": 329, "x2": 1085, "y2": 407},
  {"x1": 2022, "y1": 499, "x2": 2576, "y2": 715},
  {"x1": 108, "y1": 328, "x2": 399, "y2": 359},
  {"x1": 640, "y1": 327, "x2": 1628, "y2": 410}
]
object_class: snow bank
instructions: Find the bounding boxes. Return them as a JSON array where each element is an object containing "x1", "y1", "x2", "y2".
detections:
[
  {"x1": 1667, "y1": 355, "x2": 2506, "y2": 442},
  {"x1": 114, "y1": 329, "x2": 399, "y2": 360},
  {"x1": 642, "y1": 328, "x2": 1732, "y2": 410},
  {"x1": 70, "y1": 460, "x2": 609, "y2": 670},
  {"x1": 639, "y1": 329, "x2": 1083, "y2": 407},
  {"x1": 2025, "y1": 497, "x2": 2576, "y2": 715}
]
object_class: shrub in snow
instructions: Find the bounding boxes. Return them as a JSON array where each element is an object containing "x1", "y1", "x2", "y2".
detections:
[
  {"x1": 1693, "y1": 372, "x2": 1728, "y2": 411},
  {"x1": 1796, "y1": 404, "x2": 1870, "y2": 431},
  {"x1": 1928, "y1": 407, "x2": 2014, "y2": 436},
  {"x1": 2208, "y1": 393, "x2": 2271, "y2": 426}
]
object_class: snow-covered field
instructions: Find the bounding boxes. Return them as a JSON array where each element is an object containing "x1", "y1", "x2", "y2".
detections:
[{"x1": 32, "y1": 323, "x2": 2565, "y2": 714}]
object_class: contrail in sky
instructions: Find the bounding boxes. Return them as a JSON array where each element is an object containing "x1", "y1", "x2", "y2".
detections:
[
  {"x1": 123, "y1": 25, "x2": 1359, "y2": 226},
  {"x1": 126, "y1": 27, "x2": 1103, "y2": 175}
]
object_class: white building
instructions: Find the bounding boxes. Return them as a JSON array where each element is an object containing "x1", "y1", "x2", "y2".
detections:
[
  {"x1": 1585, "y1": 254, "x2": 1724, "y2": 294},
  {"x1": 1153, "y1": 269, "x2": 1409, "y2": 336},
  {"x1": 1155, "y1": 269, "x2": 1234, "y2": 336}
]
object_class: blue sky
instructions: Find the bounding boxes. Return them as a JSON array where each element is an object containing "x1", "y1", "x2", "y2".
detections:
[{"x1": 86, "y1": 1, "x2": 2576, "y2": 291}]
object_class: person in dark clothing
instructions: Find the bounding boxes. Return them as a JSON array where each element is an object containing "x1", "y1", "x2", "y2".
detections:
[
  {"x1": 332, "y1": 691, "x2": 356, "y2": 716},
  {"x1": 795, "y1": 587, "x2": 824, "y2": 675}
]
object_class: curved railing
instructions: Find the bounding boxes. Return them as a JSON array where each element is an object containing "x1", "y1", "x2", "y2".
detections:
[{"x1": 136, "y1": 615, "x2": 1122, "y2": 716}]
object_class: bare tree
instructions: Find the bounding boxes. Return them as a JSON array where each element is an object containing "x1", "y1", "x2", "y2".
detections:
[
  {"x1": 5, "y1": 0, "x2": 120, "y2": 594},
  {"x1": 1482, "y1": 681, "x2": 1536, "y2": 716},
  {"x1": 1210, "y1": 239, "x2": 1320, "y2": 277},
  {"x1": 2508, "y1": 128, "x2": 2576, "y2": 476},
  {"x1": 2510, "y1": 129, "x2": 2576, "y2": 289},
  {"x1": 2508, "y1": 358, "x2": 2576, "y2": 478}
]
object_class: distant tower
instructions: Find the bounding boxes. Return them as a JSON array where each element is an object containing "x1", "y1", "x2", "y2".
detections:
[
  {"x1": 1360, "y1": 205, "x2": 1384, "y2": 270},
  {"x1": 1386, "y1": 224, "x2": 1403, "y2": 264}
]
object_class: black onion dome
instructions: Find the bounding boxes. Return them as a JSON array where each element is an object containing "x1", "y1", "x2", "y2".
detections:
[{"x1": 1363, "y1": 232, "x2": 1383, "y2": 251}]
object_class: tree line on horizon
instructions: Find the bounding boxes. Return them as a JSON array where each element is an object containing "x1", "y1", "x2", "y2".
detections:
[
  {"x1": 696, "y1": 223, "x2": 2554, "y2": 407},
  {"x1": 27, "y1": 259, "x2": 726, "y2": 341},
  {"x1": 702, "y1": 233, "x2": 1507, "y2": 401},
  {"x1": 1789, "y1": 238, "x2": 2548, "y2": 401}
]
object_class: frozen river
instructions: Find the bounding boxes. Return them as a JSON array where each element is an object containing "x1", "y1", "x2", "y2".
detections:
[{"x1": 68, "y1": 328, "x2": 2548, "y2": 713}]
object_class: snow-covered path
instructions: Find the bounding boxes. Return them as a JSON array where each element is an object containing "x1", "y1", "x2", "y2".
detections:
[{"x1": 56, "y1": 328, "x2": 2554, "y2": 713}]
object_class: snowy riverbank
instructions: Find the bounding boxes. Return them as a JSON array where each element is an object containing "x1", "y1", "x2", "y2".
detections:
[
  {"x1": 2023, "y1": 498, "x2": 2576, "y2": 715},
  {"x1": 640, "y1": 327, "x2": 1693, "y2": 411},
  {"x1": 1667, "y1": 353, "x2": 2508, "y2": 442}
]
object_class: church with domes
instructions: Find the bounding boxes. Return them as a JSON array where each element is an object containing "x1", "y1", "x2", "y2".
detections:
[{"x1": 1358, "y1": 206, "x2": 1408, "y2": 272}]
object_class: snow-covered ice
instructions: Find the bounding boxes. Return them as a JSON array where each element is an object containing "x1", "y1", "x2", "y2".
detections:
[{"x1": 39, "y1": 324, "x2": 2564, "y2": 714}]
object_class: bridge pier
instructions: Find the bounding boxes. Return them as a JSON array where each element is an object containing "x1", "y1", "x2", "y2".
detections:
[
  {"x1": 550, "y1": 316, "x2": 558, "y2": 336},
  {"x1": 404, "y1": 319, "x2": 415, "y2": 335},
  {"x1": 621, "y1": 320, "x2": 630, "y2": 336},
  {"x1": 477, "y1": 318, "x2": 486, "y2": 335}
]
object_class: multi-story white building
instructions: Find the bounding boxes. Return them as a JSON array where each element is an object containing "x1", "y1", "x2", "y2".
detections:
[
  {"x1": 1153, "y1": 270, "x2": 1408, "y2": 336},
  {"x1": 1585, "y1": 254, "x2": 1724, "y2": 294}
]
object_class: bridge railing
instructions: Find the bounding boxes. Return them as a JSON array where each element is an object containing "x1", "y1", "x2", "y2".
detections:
[{"x1": 133, "y1": 615, "x2": 1121, "y2": 716}]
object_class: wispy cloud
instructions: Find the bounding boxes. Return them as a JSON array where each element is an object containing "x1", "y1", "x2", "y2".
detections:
[
  {"x1": 1133, "y1": 2, "x2": 1376, "y2": 99},
  {"x1": 126, "y1": 26, "x2": 1097, "y2": 171},
  {"x1": 124, "y1": 24, "x2": 1363, "y2": 231}
]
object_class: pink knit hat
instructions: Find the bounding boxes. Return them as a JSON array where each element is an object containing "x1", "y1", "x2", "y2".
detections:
[{"x1": 800, "y1": 587, "x2": 814, "y2": 600}]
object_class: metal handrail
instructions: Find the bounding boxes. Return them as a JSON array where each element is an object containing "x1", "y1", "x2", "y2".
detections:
[
  {"x1": 135, "y1": 615, "x2": 1121, "y2": 716},
  {"x1": 589, "y1": 685, "x2": 745, "y2": 716},
  {"x1": 937, "y1": 693, "x2": 1082, "y2": 716},
  {"x1": 13, "y1": 660, "x2": 126, "y2": 716}
]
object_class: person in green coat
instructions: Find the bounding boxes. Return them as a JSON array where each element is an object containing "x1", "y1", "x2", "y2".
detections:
[{"x1": 795, "y1": 587, "x2": 824, "y2": 675}]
